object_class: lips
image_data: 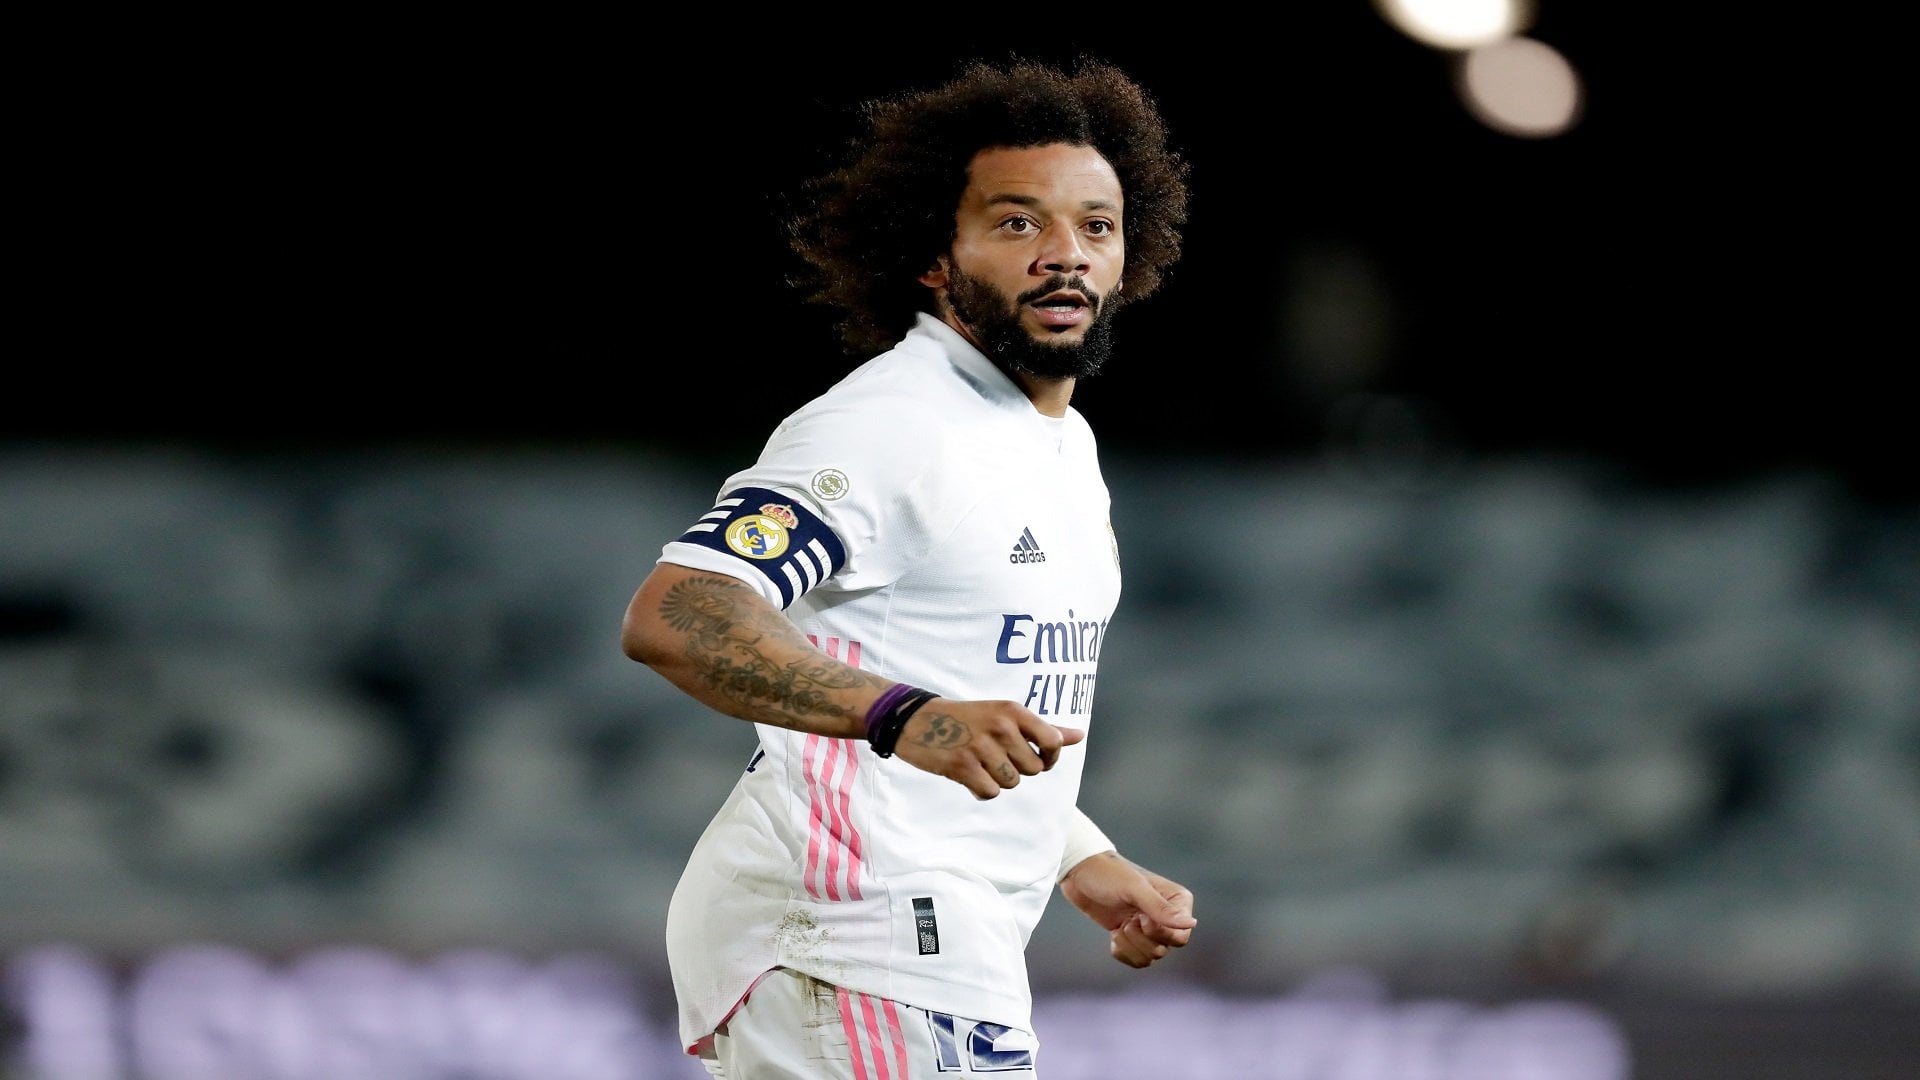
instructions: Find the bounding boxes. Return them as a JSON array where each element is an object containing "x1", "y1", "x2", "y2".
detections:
[
  {"x1": 1031, "y1": 290, "x2": 1090, "y2": 310},
  {"x1": 1029, "y1": 290, "x2": 1093, "y2": 328}
]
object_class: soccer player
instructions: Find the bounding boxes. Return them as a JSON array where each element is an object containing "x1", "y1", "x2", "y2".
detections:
[{"x1": 622, "y1": 56, "x2": 1198, "y2": 1078}]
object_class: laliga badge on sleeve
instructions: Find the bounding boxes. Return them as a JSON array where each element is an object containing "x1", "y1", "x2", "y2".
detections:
[{"x1": 811, "y1": 468, "x2": 850, "y2": 501}]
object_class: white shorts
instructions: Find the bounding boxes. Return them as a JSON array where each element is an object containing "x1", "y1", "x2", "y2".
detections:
[{"x1": 696, "y1": 966, "x2": 1040, "y2": 1078}]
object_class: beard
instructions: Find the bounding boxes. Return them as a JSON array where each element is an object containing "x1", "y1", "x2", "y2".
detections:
[{"x1": 944, "y1": 265, "x2": 1117, "y2": 381}]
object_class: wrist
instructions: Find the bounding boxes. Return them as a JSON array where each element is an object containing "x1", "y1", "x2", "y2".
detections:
[
  {"x1": 865, "y1": 684, "x2": 939, "y2": 757},
  {"x1": 1058, "y1": 808, "x2": 1116, "y2": 882}
]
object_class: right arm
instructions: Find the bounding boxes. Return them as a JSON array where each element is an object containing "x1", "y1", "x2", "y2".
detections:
[{"x1": 621, "y1": 560, "x2": 1083, "y2": 799}]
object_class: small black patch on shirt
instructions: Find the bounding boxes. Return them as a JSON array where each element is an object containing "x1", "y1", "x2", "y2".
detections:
[{"x1": 913, "y1": 897, "x2": 940, "y2": 955}]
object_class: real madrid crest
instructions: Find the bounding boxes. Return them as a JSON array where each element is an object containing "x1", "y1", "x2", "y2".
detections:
[{"x1": 725, "y1": 513, "x2": 791, "y2": 560}]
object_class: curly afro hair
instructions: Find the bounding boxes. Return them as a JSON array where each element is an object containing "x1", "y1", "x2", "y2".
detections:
[{"x1": 785, "y1": 56, "x2": 1191, "y2": 358}]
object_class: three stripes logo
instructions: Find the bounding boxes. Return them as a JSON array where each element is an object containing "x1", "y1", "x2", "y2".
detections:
[{"x1": 1009, "y1": 527, "x2": 1047, "y2": 565}]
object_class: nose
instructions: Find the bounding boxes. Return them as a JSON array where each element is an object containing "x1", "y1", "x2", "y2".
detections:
[{"x1": 1034, "y1": 225, "x2": 1091, "y2": 277}]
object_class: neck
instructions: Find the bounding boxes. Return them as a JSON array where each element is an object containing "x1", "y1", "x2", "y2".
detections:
[
  {"x1": 1015, "y1": 372, "x2": 1075, "y2": 417},
  {"x1": 936, "y1": 308, "x2": 1078, "y2": 417}
]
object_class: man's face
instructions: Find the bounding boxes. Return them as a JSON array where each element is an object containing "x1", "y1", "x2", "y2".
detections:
[{"x1": 923, "y1": 143, "x2": 1126, "y2": 382}]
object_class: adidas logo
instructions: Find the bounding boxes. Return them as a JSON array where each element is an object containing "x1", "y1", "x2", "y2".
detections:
[{"x1": 1009, "y1": 527, "x2": 1048, "y2": 565}]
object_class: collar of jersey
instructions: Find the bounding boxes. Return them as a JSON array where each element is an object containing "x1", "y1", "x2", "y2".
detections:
[{"x1": 909, "y1": 312, "x2": 1065, "y2": 422}]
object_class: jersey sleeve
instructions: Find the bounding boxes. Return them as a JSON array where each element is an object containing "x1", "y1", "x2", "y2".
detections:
[{"x1": 657, "y1": 389, "x2": 955, "y2": 610}]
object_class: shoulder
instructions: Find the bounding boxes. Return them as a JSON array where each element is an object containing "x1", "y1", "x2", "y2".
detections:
[
  {"x1": 773, "y1": 330, "x2": 979, "y2": 449},
  {"x1": 1061, "y1": 405, "x2": 1102, "y2": 452}
]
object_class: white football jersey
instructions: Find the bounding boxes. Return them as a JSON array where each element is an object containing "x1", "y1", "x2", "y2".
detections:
[{"x1": 657, "y1": 313, "x2": 1122, "y2": 1051}]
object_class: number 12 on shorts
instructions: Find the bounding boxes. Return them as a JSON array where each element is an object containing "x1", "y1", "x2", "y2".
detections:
[{"x1": 927, "y1": 1011, "x2": 1036, "y2": 1072}]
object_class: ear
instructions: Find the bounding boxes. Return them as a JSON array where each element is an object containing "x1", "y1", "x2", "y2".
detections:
[{"x1": 918, "y1": 255, "x2": 950, "y2": 289}]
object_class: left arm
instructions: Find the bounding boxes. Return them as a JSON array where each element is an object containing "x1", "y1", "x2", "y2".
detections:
[{"x1": 1058, "y1": 809, "x2": 1197, "y2": 968}]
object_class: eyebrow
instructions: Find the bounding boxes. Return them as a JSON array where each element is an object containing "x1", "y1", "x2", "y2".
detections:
[{"x1": 984, "y1": 193, "x2": 1121, "y2": 213}]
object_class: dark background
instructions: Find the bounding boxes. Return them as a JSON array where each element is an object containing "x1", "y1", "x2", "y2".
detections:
[
  {"x1": 7, "y1": 12, "x2": 1916, "y2": 1076},
  {"x1": 24, "y1": 9, "x2": 1902, "y2": 501}
]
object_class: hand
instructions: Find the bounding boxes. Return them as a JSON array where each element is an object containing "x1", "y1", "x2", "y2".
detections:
[
  {"x1": 890, "y1": 699, "x2": 1085, "y2": 800},
  {"x1": 1060, "y1": 852, "x2": 1196, "y2": 968}
]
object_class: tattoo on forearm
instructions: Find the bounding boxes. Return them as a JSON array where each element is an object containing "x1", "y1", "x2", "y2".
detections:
[
  {"x1": 909, "y1": 712, "x2": 971, "y2": 750},
  {"x1": 658, "y1": 574, "x2": 883, "y2": 727}
]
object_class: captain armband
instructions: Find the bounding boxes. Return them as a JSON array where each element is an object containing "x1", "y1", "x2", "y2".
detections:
[{"x1": 668, "y1": 486, "x2": 847, "y2": 610}]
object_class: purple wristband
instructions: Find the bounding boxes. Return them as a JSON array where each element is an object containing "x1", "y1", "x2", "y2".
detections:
[
  {"x1": 865, "y1": 683, "x2": 919, "y2": 743},
  {"x1": 865, "y1": 684, "x2": 941, "y2": 758}
]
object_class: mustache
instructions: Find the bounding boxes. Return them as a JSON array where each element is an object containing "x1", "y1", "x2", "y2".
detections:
[{"x1": 1016, "y1": 275, "x2": 1101, "y2": 311}]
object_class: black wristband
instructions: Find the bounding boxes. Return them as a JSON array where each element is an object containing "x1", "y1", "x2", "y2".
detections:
[{"x1": 869, "y1": 687, "x2": 939, "y2": 758}]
